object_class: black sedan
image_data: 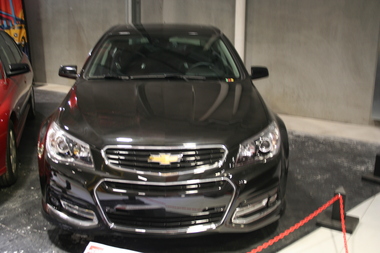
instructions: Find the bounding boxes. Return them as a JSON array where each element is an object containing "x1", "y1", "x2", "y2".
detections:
[{"x1": 37, "y1": 24, "x2": 289, "y2": 236}]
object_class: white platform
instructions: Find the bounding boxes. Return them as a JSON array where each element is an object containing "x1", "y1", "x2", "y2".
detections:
[{"x1": 279, "y1": 193, "x2": 380, "y2": 253}]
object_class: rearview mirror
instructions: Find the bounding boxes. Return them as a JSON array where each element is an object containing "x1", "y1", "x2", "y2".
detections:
[
  {"x1": 8, "y1": 63, "x2": 30, "y2": 77},
  {"x1": 59, "y1": 65, "x2": 78, "y2": 79},
  {"x1": 251, "y1": 66, "x2": 269, "y2": 80}
]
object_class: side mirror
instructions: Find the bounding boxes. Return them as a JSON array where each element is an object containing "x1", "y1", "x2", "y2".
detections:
[
  {"x1": 251, "y1": 66, "x2": 269, "y2": 80},
  {"x1": 59, "y1": 65, "x2": 78, "y2": 79},
  {"x1": 8, "y1": 63, "x2": 30, "y2": 77}
]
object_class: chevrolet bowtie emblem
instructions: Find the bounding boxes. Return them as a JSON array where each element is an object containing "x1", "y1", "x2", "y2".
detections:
[{"x1": 148, "y1": 153, "x2": 183, "y2": 165}]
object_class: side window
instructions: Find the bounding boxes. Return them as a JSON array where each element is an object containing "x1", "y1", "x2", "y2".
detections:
[
  {"x1": 0, "y1": 31, "x2": 22, "y2": 62},
  {"x1": 0, "y1": 32, "x2": 21, "y2": 74},
  {"x1": 87, "y1": 41, "x2": 113, "y2": 76},
  {"x1": 0, "y1": 43, "x2": 15, "y2": 74}
]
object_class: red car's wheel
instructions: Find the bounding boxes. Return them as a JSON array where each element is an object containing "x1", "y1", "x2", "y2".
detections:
[{"x1": 0, "y1": 122, "x2": 18, "y2": 186}]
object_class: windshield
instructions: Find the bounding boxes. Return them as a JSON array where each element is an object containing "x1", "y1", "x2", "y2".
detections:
[{"x1": 84, "y1": 33, "x2": 241, "y2": 80}]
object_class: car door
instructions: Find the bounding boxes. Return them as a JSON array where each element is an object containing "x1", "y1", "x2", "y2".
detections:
[{"x1": 0, "y1": 31, "x2": 30, "y2": 137}]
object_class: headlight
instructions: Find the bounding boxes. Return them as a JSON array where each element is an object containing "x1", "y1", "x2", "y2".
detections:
[
  {"x1": 236, "y1": 121, "x2": 281, "y2": 167},
  {"x1": 46, "y1": 122, "x2": 94, "y2": 168}
]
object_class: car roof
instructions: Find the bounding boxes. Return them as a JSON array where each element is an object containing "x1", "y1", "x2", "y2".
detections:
[{"x1": 105, "y1": 24, "x2": 223, "y2": 37}]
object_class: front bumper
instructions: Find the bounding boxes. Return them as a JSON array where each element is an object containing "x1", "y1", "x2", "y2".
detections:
[{"x1": 40, "y1": 155, "x2": 285, "y2": 236}]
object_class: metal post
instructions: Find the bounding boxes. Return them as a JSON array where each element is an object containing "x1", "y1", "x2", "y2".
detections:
[
  {"x1": 126, "y1": 0, "x2": 141, "y2": 25},
  {"x1": 126, "y1": 0, "x2": 132, "y2": 24},
  {"x1": 234, "y1": 0, "x2": 246, "y2": 63},
  {"x1": 131, "y1": 0, "x2": 141, "y2": 24},
  {"x1": 316, "y1": 186, "x2": 359, "y2": 234},
  {"x1": 331, "y1": 187, "x2": 345, "y2": 220},
  {"x1": 362, "y1": 154, "x2": 380, "y2": 184}
]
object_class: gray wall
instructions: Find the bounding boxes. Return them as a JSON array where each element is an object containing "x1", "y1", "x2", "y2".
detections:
[
  {"x1": 372, "y1": 26, "x2": 380, "y2": 120},
  {"x1": 24, "y1": 0, "x2": 380, "y2": 125},
  {"x1": 24, "y1": 0, "x2": 128, "y2": 86},
  {"x1": 245, "y1": 0, "x2": 380, "y2": 125},
  {"x1": 141, "y1": 0, "x2": 235, "y2": 42},
  {"x1": 163, "y1": 0, "x2": 235, "y2": 42}
]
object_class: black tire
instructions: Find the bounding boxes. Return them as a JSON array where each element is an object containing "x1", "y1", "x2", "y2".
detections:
[
  {"x1": 0, "y1": 122, "x2": 18, "y2": 186},
  {"x1": 27, "y1": 86, "x2": 36, "y2": 119}
]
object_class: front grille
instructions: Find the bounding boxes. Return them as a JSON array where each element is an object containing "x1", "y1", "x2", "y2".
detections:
[
  {"x1": 102, "y1": 145, "x2": 227, "y2": 172},
  {"x1": 94, "y1": 178, "x2": 235, "y2": 233}
]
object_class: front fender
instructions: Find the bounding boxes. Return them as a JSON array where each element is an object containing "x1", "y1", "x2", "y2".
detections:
[{"x1": 37, "y1": 116, "x2": 52, "y2": 196}]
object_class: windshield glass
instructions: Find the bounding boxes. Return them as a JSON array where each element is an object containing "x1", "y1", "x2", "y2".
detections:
[{"x1": 84, "y1": 33, "x2": 240, "y2": 79}]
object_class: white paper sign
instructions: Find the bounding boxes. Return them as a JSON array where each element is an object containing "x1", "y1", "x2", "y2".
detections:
[{"x1": 84, "y1": 242, "x2": 141, "y2": 253}]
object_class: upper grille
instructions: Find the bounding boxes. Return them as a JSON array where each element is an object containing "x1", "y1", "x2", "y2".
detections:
[{"x1": 102, "y1": 145, "x2": 227, "y2": 171}]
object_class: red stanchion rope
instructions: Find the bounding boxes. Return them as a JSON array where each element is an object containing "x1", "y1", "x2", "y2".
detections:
[
  {"x1": 339, "y1": 195, "x2": 349, "y2": 253},
  {"x1": 248, "y1": 194, "x2": 349, "y2": 253}
]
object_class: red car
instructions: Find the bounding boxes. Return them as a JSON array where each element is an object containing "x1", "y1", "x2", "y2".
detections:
[{"x1": 0, "y1": 30, "x2": 34, "y2": 186}]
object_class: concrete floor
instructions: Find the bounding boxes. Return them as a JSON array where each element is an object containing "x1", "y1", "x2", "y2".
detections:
[{"x1": 0, "y1": 85, "x2": 380, "y2": 253}]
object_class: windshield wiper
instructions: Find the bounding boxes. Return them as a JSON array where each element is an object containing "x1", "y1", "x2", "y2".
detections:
[
  {"x1": 88, "y1": 75, "x2": 130, "y2": 80},
  {"x1": 130, "y1": 74, "x2": 205, "y2": 81}
]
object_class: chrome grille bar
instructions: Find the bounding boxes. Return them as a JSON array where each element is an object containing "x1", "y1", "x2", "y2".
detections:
[{"x1": 101, "y1": 144, "x2": 227, "y2": 176}]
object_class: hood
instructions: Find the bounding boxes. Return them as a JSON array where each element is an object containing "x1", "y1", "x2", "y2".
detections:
[{"x1": 58, "y1": 79, "x2": 269, "y2": 149}]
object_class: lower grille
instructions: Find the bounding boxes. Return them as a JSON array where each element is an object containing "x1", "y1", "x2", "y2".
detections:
[
  {"x1": 102, "y1": 180, "x2": 227, "y2": 196},
  {"x1": 94, "y1": 178, "x2": 235, "y2": 233},
  {"x1": 106, "y1": 208, "x2": 224, "y2": 228}
]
